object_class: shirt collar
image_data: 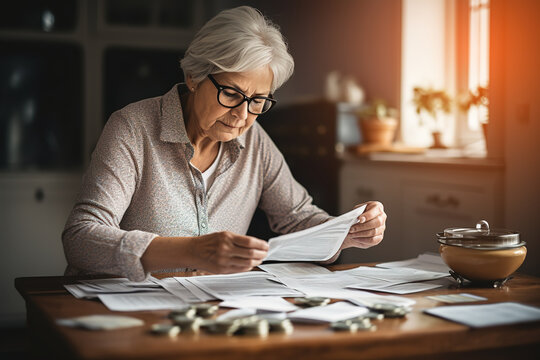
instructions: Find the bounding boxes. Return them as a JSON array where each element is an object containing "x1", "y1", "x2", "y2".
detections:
[{"x1": 159, "y1": 83, "x2": 246, "y2": 150}]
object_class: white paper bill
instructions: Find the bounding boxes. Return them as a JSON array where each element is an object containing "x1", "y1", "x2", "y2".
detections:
[
  {"x1": 219, "y1": 296, "x2": 299, "y2": 312},
  {"x1": 287, "y1": 301, "x2": 368, "y2": 323},
  {"x1": 264, "y1": 205, "x2": 366, "y2": 262},
  {"x1": 377, "y1": 252, "x2": 450, "y2": 274},
  {"x1": 424, "y1": 302, "x2": 540, "y2": 327},
  {"x1": 98, "y1": 291, "x2": 187, "y2": 311}
]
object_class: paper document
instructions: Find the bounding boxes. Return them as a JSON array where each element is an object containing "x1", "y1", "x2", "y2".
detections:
[
  {"x1": 184, "y1": 272, "x2": 303, "y2": 299},
  {"x1": 347, "y1": 280, "x2": 442, "y2": 294},
  {"x1": 424, "y1": 302, "x2": 540, "y2": 327},
  {"x1": 377, "y1": 252, "x2": 450, "y2": 274},
  {"x1": 288, "y1": 301, "x2": 368, "y2": 323},
  {"x1": 175, "y1": 277, "x2": 217, "y2": 302},
  {"x1": 258, "y1": 262, "x2": 332, "y2": 279},
  {"x1": 219, "y1": 296, "x2": 299, "y2": 312},
  {"x1": 277, "y1": 272, "x2": 373, "y2": 299},
  {"x1": 154, "y1": 277, "x2": 202, "y2": 303},
  {"x1": 338, "y1": 266, "x2": 449, "y2": 284},
  {"x1": 98, "y1": 291, "x2": 187, "y2": 311},
  {"x1": 426, "y1": 293, "x2": 487, "y2": 303},
  {"x1": 264, "y1": 205, "x2": 366, "y2": 262}
]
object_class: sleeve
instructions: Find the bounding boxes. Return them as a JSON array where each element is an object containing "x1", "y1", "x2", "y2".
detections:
[
  {"x1": 62, "y1": 112, "x2": 158, "y2": 281},
  {"x1": 256, "y1": 125, "x2": 333, "y2": 234}
]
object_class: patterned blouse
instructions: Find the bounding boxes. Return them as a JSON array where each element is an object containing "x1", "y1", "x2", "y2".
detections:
[{"x1": 62, "y1": 84, "x2": 330, "y2": 281}]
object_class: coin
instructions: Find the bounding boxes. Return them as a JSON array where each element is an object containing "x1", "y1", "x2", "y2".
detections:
[
  {"x1": 150, "y1": 323, "x2": 181, "y2": 337},
  {"x1": 207, "y1": 319, "x2": 242, "y2": 336},
  {"x1": 171, "y1": 315, "x2": 203, "y2": 333},
  {"x1": 193, "y1": 303, "x2": 219, "y2": 318},
  {"x1": 294, "y1": 297, "x2": 330, "y2": 307},
  {"x1": 240, "y1": 318, "x2": 269, "y2": 337},
  {"x1": 330, "y1": 321, "x2": 359, "y2": 332},
  {"x1": 369, "y1": 303, "x2": 411, "y2": 318},
  {"x1": 267, "y1": 318, "x2": 294, "y2": 334},
  {"x1": 362, "y1": 311, "x2": 385, "y2": 320},
  {"x1": 168, "y1": 306, "x2": 196, "y2": 319}
]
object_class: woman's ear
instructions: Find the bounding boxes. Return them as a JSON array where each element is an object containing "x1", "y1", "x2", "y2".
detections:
[{"x1": 186, "y1": 75, "x2": 196, "y2": 92}]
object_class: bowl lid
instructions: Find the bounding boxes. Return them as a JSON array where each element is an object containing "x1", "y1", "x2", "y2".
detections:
[{"x1": 437, "y1": 220, "x2": 524, "y2": 249}]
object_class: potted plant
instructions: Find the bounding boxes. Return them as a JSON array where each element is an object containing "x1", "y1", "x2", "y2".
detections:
[
  {"x1": 356, "y1": 99, "x2": 398, "y2": 146},
  {"x1": 458, "y1": 85, "x2": 489, "y2": 140},
  {"x1": 412, "y1": 87, "x2": 452, "y2": 149}
]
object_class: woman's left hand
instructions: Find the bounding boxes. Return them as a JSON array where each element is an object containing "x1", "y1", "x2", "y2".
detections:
[{"x1": 341, "y1": 201, "x2": 387, "y2": 250}]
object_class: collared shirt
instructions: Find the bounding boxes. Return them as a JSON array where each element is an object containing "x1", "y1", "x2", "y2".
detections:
[{"x1": 62, "y1": 84, "x2": 330, "y2": 281}]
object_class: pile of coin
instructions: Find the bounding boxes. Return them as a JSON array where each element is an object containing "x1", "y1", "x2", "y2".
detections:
[
  {"x1": 205, "y1": 318, "x2": 243, "y2": 336},
  {"x1": 171, "y1": 315, "x2": 203, "y2": 333},
  {"x1": 193, "y1": 303, "x2": 219, "y2": 318},
  {"x1": 150, "y1": 323, "x2": 181, "y2": 337},
  {"x1": 266, "y1": 318, "x2": 294, "y2": 335},
  {"x1": 293, "y1": 296, "x2": 331, "y2": 307},
  {"x1": 330, "y1": 317, "x2": 376, "y2": 333},
  {"x1": 168, "y1": 305, "x2": 196, "y2": 319},
  {"x1": 205, "y1": 316, "x2": 293, "y2": 337},
  {"x1": 369, "y1": 303, "x2": 411, "y2": 318}
]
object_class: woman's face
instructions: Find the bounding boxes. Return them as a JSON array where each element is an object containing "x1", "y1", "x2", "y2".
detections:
[{"x1": 187, "y1": 66, "x2": 274, "y2": 143}]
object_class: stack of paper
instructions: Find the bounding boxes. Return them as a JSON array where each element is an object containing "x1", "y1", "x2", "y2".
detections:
[
  {"x1": 264, "y1": 205, "x2": 366, "y2": 262},
  {"x1": 424, "y1": 302, "x2": 540, "y2": 327}
]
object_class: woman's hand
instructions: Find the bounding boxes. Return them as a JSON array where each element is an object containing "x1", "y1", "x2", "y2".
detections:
[
  {"x1": 190, "y1": 231, "x2": 269, "y2": 274},
  {"x1": 341, "y1": 201, "x2": 387, "y2": 250}
]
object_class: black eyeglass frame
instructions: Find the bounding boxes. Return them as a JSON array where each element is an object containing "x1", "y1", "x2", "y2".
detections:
[{"x1": 207, "y1": 74, "x2": 277, "y2": 115}]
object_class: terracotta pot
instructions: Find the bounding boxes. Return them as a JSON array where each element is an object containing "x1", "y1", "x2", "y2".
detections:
[{"x1": 359, "y1": 117, "x2": 397, "y2": 146}]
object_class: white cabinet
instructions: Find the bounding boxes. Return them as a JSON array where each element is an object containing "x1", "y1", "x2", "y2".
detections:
[
  {"x1": 0, "y1": 173, "x2": 81, "y2": 326},
  {"x1": 338, "y1": 155, "x2": 503, "y2": 264}
]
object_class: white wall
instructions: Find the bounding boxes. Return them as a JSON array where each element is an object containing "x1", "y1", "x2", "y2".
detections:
[{"x1": 491, "y1": 0, "x2": 540, "y2": 276}]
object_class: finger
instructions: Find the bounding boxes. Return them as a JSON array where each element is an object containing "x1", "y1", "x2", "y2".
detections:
[
  {"x1": 228, "y1": 258, "x2": 262, "y2": 270},
  {"x1": 231, "y1": 235, "x2": 269, "y2": 250},
  {"x1": 357, "y1": 202, "x2": 383, "y2": 223},
  {"x1": 347, "y1": 226, "x2": 385, "y2": 239},
  {"x1": 228, "y1": 247, "x2": 267, "y2": 260},
  {"x1": 347, "y1": 235, "x2": 384, "y2": 249},
  {"x1": 349, "y1": 215, "x2": 386, "y2": 234}
]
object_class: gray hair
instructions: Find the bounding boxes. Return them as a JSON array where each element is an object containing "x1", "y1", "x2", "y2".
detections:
[{"x1": 180, "y1": 6, "x2": 294, "y2": 93}]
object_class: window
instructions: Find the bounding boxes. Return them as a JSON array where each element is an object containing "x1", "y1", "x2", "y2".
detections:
[
  {"x1": 400, "y1": 0, "x2": 489, "y2": 152},
  {"x1": 467, "y1": 0, "x2": 490, "y2": 130}
]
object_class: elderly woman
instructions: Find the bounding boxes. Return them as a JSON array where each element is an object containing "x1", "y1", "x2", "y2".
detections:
[{"x1": 62, "y1": 6, "x2": 386, "y2": 281}]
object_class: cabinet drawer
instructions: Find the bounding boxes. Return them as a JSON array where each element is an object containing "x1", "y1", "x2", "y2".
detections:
[{"x1": 400, "y1": 180, "x2": 497, "y2": 257}]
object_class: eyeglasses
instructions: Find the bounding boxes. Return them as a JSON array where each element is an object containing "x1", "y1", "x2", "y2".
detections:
[{"x1": 207, "y1": 74, "x2": 277, "y2": 115}]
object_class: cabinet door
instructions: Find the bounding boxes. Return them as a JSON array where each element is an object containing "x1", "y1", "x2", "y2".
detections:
[
  {"x1": 0, "y1": 174, "x2": 80, "y2": 326},
  {"x1": 339, "y1": 163, "x2": 402, "y2": 263},
  {"x1": 400, "y1": 178, "x2": 498, "y2": 259}
]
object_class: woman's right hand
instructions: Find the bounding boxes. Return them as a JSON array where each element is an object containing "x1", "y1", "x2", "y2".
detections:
[{"x1": 190, "y1": 231, "x2": 269, "y2": 274}]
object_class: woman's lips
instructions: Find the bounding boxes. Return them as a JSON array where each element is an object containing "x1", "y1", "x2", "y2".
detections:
[{"x1": 219, "y1": 121, "x2": 241, "y2": 129}]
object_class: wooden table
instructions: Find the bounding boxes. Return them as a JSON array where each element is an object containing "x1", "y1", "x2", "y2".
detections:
[{"x1": 15, "y1": 265, "x2": 540, "y2": 360}]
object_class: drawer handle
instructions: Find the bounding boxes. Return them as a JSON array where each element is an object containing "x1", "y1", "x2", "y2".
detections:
[
  {"x1": 355, "y1": 187, "x2": 374, "y2": 199},
  {"x1": 35, "y1": 188, "x2": 45, "y2": 202},
  {"x1": 425, "y1": 194, "x2": 459, "y2": 208}
]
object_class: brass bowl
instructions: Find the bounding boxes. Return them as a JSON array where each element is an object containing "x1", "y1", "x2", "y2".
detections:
[
  {"x1": 439, "y1": 244, "x2": 527, "y2": 281},
  {"x1": 437, "y1": 220, "x2": 526, "y2": 282}
]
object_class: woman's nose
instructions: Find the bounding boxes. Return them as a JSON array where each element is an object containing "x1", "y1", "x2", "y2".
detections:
[{"x1": 231, "y1": 100, "x2": 249, "y2": 120}]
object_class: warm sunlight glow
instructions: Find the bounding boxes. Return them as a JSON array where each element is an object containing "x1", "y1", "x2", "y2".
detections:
[{"x1": 468, "y1": 0, "x2": 490, "y2": 130}]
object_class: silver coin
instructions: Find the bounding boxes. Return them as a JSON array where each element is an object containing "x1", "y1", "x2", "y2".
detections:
[
  {"x1": 150, "y1": 323, "x2": 181, "y2": 337},
  {"x1": 171, "y1": 315, "x2": 203, "y2": 333},
  {"x1": 294, "y1": 297, "x2": 330, "y2": 307},
  {"x1": 207, "y1": 319, "x2": 242, "y2": 336},
  {"x1": 240, "y1": 319, "x2": 269, "y2": 337},
  {"x1": 193, "y1": 303, "x2": 219, "y2": 318},
  {"x1": 168, "y1": 306, "x2": 196, "y2": 319},
  {"x1": 331, "y1": 321, "x2": 359, "y2": 332},
  {"x1": 267, "y1": 318, "x2": 294, "y2": 334}
]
